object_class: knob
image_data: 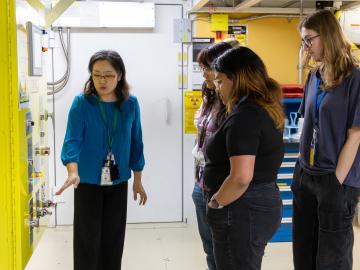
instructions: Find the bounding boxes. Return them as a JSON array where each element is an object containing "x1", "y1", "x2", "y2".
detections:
[{"x1": 40, "y1": 147, "x2": 50, "y2": 156}]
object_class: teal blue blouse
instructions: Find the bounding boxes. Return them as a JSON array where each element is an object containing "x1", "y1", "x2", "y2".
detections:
[{"x1": 61, "y1": 94, "x2": 145, "y2": 185}]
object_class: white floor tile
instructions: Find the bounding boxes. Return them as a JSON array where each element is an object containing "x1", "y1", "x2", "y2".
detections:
[{"x1": 25, "y1": 222, "x2": 360, "y2": 270}]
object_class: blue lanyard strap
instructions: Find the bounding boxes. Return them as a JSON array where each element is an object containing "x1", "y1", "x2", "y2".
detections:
[
  {"x1": 313, "y1": 78, "x2": 327, "y2": 127},
  {"x1": 97, "y1": 97, "x2": 119, "y2": 149}
]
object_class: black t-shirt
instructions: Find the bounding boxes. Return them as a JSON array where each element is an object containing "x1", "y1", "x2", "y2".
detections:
[{"x1": 203, "y1": 99, "x2": 284, "y2": 195}]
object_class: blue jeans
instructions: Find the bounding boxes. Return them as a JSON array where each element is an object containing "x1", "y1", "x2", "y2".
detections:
[
  {"x1": 206, "y1": 182, "x2": 282, "y2": 270},
  {"x1": 192, "y1": 185, "x2": 217, "y2": 270}
]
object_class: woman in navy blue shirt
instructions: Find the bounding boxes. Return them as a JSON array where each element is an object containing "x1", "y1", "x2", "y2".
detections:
[
  {"x1": 56, "y1": 50, "x2": 147, "y2": 270},
  {"x1": 293, "y1": 10, "x2": 360, "y2": 270}
]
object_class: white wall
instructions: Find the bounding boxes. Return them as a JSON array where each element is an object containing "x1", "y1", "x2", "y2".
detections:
[{"x1": 47, "y1": 3, "x2": 200, "y2": 225}]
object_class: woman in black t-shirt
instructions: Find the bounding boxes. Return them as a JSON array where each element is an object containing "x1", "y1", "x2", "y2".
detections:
[{"x1": 204, "y1": 46, "x2": 284, "y2": 270}]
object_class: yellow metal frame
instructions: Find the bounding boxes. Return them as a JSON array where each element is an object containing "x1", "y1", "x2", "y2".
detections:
[
  {"x1": 1, "y1": 1, "x2": 75, "y2": 269},
  {"x1": 26, "y1": 0, "x2": 45, "y2": 13},
  {"x1": 45, "y1": 0, "x2": 75, "y2": 27},
  {"x1": 0, "y1": 0, "x2": 21, "y2": 270},
  {"x1": 26, "y1": 0, "x2": 76, "y2": 27}
]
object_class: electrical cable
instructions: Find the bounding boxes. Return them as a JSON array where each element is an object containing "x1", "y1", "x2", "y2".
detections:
[{"x1": 47, "y1": 28, "x2": 71, "y2": 95}]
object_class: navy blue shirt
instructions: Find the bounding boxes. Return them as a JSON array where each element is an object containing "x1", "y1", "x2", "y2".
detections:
[
  {"x1": 61, "y1": 94, "x2": 145, "y2": 185},
  {"x1": 298, "y1": 68, "x2": 360, "y2": 187}
]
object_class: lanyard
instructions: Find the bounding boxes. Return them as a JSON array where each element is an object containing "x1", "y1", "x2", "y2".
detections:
[
  {"x1": 313, "y1": 77, "x2": 327, "y2": 128},
  {"x1": 198, "y1": 113, "x2": 212, "y2": 149},
  {"x1": 97, "y1": 98, "x2": 119, "y2": 150}
]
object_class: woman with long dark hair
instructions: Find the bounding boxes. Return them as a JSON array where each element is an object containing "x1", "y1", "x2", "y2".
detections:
[
  {"x1": 205, "y1": 46, "x2": 284, "y2": 270},
  {"x1": 56, "y1": 50, "x2": 147, "y2": 270},
  {"x1": 292, "y1": 10, "x2": 360, "y2": 270},
  {"x1": 192, "y1": 42, "x2": 231, "y2": 270}
]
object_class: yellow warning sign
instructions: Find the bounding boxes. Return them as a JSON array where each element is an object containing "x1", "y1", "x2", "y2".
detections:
[
  {"x1": 210, "y1": 14, "x2": 228, "y2": 32},
  {"x1": 184, "y1": 90, "x2": 202, "y2": 134},
  {"x1": 234, "y1": 34, "x2": 247, "y2": 46}
]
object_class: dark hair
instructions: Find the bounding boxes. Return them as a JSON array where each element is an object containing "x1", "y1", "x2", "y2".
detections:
[
  {"x1": 214, "y1": 47, "x2": 284, "y2": 130},
  {"x1": 197, "y1": 42, "x2": 232, "y2": 127},
  {"x1": 199, "y1": 82, "x2": 227, "y2": 129},
  {"x1": 84, "y1": 50, "x2": 130, "y2": 109},
  {"x1": 197, "y1": 42, "x2": 233, "y2": 69}
]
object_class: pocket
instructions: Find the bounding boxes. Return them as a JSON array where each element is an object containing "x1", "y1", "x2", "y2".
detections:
[
  {"x1": 318, "y1": 184, "x2": 356, "y2": 232},
  {"x1": 343, "y1": 185, "x2": 358, "y2": 220},
  {"x1": 332, "y1": 172, "x2": 343, "y2": 187},
  {"x1": 206, "y1": 206, "x2": 228, "y2": 227}
]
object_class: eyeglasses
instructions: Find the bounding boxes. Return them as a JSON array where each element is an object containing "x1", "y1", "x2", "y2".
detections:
[
  {"x1": 301, "y1": 35, "x2": 320, "y2": 48},
  {"x1": 199, "y1": 66, "x2": 212, "y2": 73},
  {"x1": 92, "y1": 74, "x2": 117, "y2": 82}
]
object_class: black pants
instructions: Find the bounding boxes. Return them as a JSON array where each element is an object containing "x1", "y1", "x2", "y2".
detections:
[
  {"x1": 206, "y1": 182, "x2": 282, "y2": 270},
  {"x1": 74, "y1": 182, "x2": 128, "y2": 270},
  {"x1": 291, "y1": 162, "x2": 359, "y2": 270}
]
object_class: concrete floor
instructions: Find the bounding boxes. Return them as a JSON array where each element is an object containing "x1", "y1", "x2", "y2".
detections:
[{"x1": 25, "y1": 222, "x2": 360, "y2": 270}]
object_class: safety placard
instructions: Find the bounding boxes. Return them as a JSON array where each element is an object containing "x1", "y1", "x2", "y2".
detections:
[{"x1": 184, "y1": 90, "x2": 202, "y2": 134}]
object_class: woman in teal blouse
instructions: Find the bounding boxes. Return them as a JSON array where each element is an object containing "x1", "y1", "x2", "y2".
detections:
[{"x1": 56, "y1": 50, "x2": 147, "y2": 270}]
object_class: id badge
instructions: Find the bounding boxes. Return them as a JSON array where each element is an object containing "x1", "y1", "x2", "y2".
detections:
[
  {"x1": 309, "y1": 145, "x2": 315, "y2": 166},
  {"x1": 109, "y1": 152, "x2": 119, "y2": 181},
  {"x1": 309, "y1": 128, "x2": 317, "y2": 167},
  {"x1": 101, "y1": 165, "x2": 112, "y2": 186},
  {"x1": 110, "y1": 162, "x2": 119, "y2": 181}
]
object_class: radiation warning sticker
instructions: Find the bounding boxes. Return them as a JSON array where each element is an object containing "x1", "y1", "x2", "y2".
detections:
[{"x1": 184, "y1": 90, "x2": 202, "y2": 134}]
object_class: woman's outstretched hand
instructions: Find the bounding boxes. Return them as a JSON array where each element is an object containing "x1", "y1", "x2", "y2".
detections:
[{"x1": 55, "y1": 174, "x2": 80, "y2": 195}]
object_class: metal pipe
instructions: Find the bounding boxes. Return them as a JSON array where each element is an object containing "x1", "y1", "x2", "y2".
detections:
[
  {"x1": 47, "y1": 28, "x2": 69, "y2": 86},
  {"x1": 47, "y1": 27, "x2": 71, "y2": 95},
  {"x1": 238, "y1": 14, "x2": 300, "y2": 21},
  {"x1": 50, "y1": 46, "x2": 57, "y2": 227}
]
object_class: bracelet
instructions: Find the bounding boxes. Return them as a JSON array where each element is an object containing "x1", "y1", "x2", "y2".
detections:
[{"x1": 210, "y1": 195, "x2": 224, "y2": 209}]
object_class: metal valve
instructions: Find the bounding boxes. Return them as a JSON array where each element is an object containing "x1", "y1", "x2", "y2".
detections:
[
  {"x1": 34, "y1": 146, "x2": 50, "y2": 156},
  {"x1": 26, "y1": 120, "x2": 35, "y2": 127},
  {"x1": 42, "y1": 200, "x2": 57, "y2": 208},
  {"x1": 37, "y1": 208, "x2": 52, "y2": 217},
  {"x1": 40, "y1": 110, "x2": 53, "y2": 121},
  {"x1": 40, "y1": 147, "x2": 50, "y2": 155},
  {"x1": 29, "y1": 218, "x2": 40, "y2": 228},
  {"x1": 36, "y1": 208, "x2": 52, "y2": 218}
]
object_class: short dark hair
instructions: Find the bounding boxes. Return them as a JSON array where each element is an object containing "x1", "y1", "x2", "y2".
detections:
[{"x1": 84, "y1": 50, "x2": 129, "y2": 109}]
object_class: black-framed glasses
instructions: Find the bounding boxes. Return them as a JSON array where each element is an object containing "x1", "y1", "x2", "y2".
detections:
[
  {"x1": 92, "y1": 74, "x2": 117, "y2": 82},
  {"x1": 301, "y1": 35, "x2": 320, "y2": 47}
]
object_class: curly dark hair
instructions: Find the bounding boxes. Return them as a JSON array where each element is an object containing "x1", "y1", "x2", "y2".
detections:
[{"x1": 84, "y1": 50, "x2": 129, "y2": 109}]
